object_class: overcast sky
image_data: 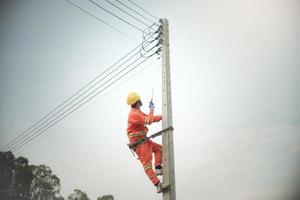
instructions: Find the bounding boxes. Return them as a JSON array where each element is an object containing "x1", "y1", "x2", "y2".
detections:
[{"x1": 0, "y1": 0, "x2": 300, "y2": 200}]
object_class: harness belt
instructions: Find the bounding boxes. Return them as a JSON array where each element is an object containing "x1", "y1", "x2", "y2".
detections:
[
  {"x1": 127, "y1": 126, "x2": 174, "y2": 150},
  {"x1": 128, "y1": 137, "x2": 148, "y2": 150}
]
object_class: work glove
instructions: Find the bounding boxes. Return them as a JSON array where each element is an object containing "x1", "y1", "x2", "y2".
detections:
[{"x1": 149, "y1": 101, "x2": 155, "y2": 111}]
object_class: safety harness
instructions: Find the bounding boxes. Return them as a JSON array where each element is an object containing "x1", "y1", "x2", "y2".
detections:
[{"x1": 127, "y1": 126, "x2": 174, "y2": 151}]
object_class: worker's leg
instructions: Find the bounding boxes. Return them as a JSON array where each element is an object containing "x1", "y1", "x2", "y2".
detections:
[
  {"x1": 136, "y1": 141, "x2": 160, "y2": 185},
  {"x1": 152, "y1": 142, "x2": 162, "y2": 168}
]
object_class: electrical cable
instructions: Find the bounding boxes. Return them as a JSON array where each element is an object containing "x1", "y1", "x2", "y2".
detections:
[
  {"x1": 11, "y1": 46, "x2": 158, "y2": 152},
  {"x1": 1, "y1": 29, "x2": 159, "y2": 151},
  {"x1": 127, "y1": 0, "x2": 159, "y2": 20},
  {"x1": 89, "y1": 0, "x2": 144, "y2": 32},
  {"x1": 1, "y1": 41, "x2": 140, "y2": 151},
  {"x1": 140, "y1": 36, "x2": 161, "y2": 58},
  {"x1": 6, "y1": 34, "x2": 159, "y2": 151},
  {"x1": 111, "y1": 52, "x2": 159, "y2": 93},
  {"x1": 64, "y1": 0, "x2": 134, "y2": 40},
  {"x1": 140, "y1": 23, "x2": 161, "y2": 58},
  {"x1": 87, "y1": 53, "x2": 159, "y2": 111},
  {"x1": 3, "y1": 37, "x2": 158, "y2": 152},
  {"x1": 2, "y1": 0, "x2": 162, "y2": 152},
  {"x1": 114, "y1": 0, "x2": 155, "y2": 24},
  {"x1": 8, "y1": 36, "x2": 157, "y2": 152},
  {"x1": 103, "y1": 0, "x2": 153, "y2": 29}
]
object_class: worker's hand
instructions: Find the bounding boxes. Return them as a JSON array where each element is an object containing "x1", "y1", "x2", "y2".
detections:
[{"x1": 149, "y1": 101, "x2": 155, "y2": 111}]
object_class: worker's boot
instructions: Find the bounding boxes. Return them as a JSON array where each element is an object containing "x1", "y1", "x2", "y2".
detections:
[
  {"x1": 155, "y1": 166, "x2": 163, "y2": 176},
  {"x1": 156, "y1": 182, "x2": 163, "y2": 193}
]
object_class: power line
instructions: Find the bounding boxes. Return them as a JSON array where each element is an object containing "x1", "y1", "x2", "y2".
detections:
[
  {"x1": 114, "y1": 0, "x2": 155, "y2": 24},
  {"x1": 1, "y1": 45, "x2": 139, "y2": 151},
  {"x1": 2, "y1": 35, "x2": 159, "y2": 152},
  {"x1": 140, "y1": 24, "x2": 161, "y2": 57},
  {"x1": 89, "y1": 0, "x2": 144, "y2": 32},
  {"x1": 64, "y1": 0, "x2": 134, "y2": 40},
  {"x1": 84, "y1": 53, "x2": 159, "y2": 114},
  {"x1": 113, "y1": 52, "x2": 159, "y2": 92},
  {"x1": 1, "y1": 43, "x2": 140, "y2": 151},
  {"x1": 103, "y1": 0, "x2": 152, "y2": 28},
  {"x1": 7, "y1": 37, "x2": 158, "y2": 152},
  {"x1": 11, "y1": 45, "x2": 159, "y2": 152},
  {"x1": 127, "y1": 0, "x2": 159, "y2": 20},
  {"x1": 5, "y1": 35, "x2": 159, "y2": 151},
  {"x1": 2, "y1": 0, "x2": 161, "y2": 152},
  {"x1": 11, "y1": 47, "x2": 157, "y2": 152},
  {"x1": 1, "y1": 30, "x2": 160, "y2": 152}
]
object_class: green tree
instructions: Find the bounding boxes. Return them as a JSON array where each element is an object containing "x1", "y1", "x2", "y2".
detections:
[
  {"x1": 29, "y1": 165, "x2": 64, "y2": 200},
  {"x1": 0, "y1": 152, "x2": 34, "y2": 200},
  {"x1": 1, "y1": 151, "x2": 95, "y2": 200},
  {"x1": 68, "y1": 189, "x2": 90, "y2": 200},
  {"x1": 11, "y1": 156, "x2": 34, "y2": 200},
  {"x1": 0, "y1": 151, "x2": 15, "y2": 200}
]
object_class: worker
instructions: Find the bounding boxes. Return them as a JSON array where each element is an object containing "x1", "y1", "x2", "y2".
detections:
[{"x1": 126, "y1": 92, "x2": 164, "y2": 193}]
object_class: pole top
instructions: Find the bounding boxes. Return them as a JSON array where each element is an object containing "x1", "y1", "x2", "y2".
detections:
[{"x1": 159, "y1": 18, "x2": 169, "y2": 24}]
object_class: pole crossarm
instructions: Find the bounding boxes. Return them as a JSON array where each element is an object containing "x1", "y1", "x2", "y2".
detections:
[{"x1": 148, "y1": 126, "x2": 174, "y2": 139}]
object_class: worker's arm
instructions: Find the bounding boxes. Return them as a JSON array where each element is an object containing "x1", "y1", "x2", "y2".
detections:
[
  {"x1": 146, "y1": 111, "x2": 154, "y2": 125},
  {"x1": 146, "y1": 111, "x2": 162, "y2": 125},
  {"x1": 128, "y1": 111, "x2": 154, "y2": 126}
]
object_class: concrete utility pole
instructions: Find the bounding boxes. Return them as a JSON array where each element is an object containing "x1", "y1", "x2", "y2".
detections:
[{"x1": 160, "y1": 18, "x2": 176, "y2": 200}]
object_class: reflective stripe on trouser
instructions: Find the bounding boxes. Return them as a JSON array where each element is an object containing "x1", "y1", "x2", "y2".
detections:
[{"x1": 135, "y1": 140, "x2": 162, "y2": 185}]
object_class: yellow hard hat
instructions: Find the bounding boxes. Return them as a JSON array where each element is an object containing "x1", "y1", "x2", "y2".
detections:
[{"x1": 127, "y1": 92, "x2": 140, "y2": 105}]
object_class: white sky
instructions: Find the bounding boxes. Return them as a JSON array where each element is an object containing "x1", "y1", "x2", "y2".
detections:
[{"x1": 0, "y1": 0, "x2": 300, "y2": 200}]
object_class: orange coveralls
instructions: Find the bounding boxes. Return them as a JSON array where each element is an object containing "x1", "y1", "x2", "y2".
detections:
[{"x1": 127, "y1": 108, "x2": 162, "y2": 185}]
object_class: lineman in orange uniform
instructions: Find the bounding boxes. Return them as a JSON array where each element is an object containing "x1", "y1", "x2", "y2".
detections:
[{"x1": 126, "y1": 92, "x2": 164, "y2": 193}]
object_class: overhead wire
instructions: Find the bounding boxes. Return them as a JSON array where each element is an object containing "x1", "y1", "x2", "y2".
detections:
[
  {"x1": 112, "y1": 53, "x2": 160, "y2": 94},
  {"x1": 103, "y1": 0, "x2": 153, "y2": 28},
  {"x1": 1, "y1": 24, "x2": 160, "y2": 152},
  {"x1": 2, "y1": 0, "x2": 163, "y2": 152},
  {"x1": 140, "y1": 38, "x2": 161, "y2": 58},
  {"x1": 1, "y1": 31, "x2": 159, "y2": 152},
  {"x1": 1, "y1": 44, "x2": 140, "y2": 151},
  {"x1": 11, "y1": 43, "x2": 159, "y2": 152},
  {"x1": 89, "y1": 0, "x2": 144, "y2": 32},
  {"x1": 64, "y1": 0, "x2": 134, "y2": 40},
  {"x1": 127, "y1": 0, "x2": 159, "y2": 20},
  {"x1": 5, "y1": 41, "x2": 159, "y2": 152},
  {"x1": 11, "y1": 51, "x2": 159, "y2": 152},
  {"x1": 6, "y1": 33, "x2": 160, "y2": 152},
  {"x1": 140, "y1": 23, "x2": 161, "y2": 57},
  {"x1": 89, "y1": 53, "x2": 160, "y2": 112},
  {"x1": 114, "y1": 0, "x2": 155, "y2": 24}
]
